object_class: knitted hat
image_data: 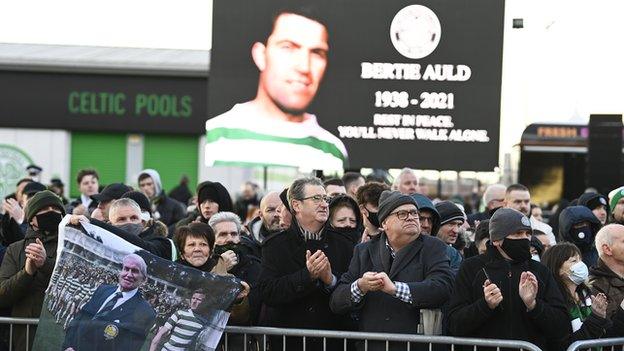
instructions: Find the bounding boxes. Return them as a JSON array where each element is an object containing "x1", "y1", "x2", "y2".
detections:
[
  {"x1": 22, "y1": 181, "x2": 47, "y2": 196},
  {"x1": 25, "y1": 190, "x2": 66, "y2": 222},
  {"x1": 578, "y1": 192, "x2": 609, "y2": 212},
  {"x1": 489, "y1": 208, "x2": 532, "y2": 241},
  {"x1": 608, "y1": 186, "x2": 624, "y2": 213},
  {"x1": 92, "y1": 183, "x2": 131, "y2": 203},
  {"x1": 122, "y1": 191, "x2": 151, "y2": 214},
  {"x1": 435, "y1": 201, "x2": 465, "y2": 226},
  {"x1": 377, "y1": 190, "x2": 418, "y2": 224},
  {"x1": 196, "y1": 181, "x2": 233, "y2": 213}
]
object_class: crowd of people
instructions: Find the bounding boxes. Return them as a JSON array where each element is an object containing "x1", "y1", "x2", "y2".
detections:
[{"x1": 1, "y1": 166, "x2": 624, "y2": 350}]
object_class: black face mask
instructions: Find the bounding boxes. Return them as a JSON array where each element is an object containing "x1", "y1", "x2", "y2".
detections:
[
  {"x1": 367, "y1": 211, "x2": 380, "y2": 228},
  {"x1": 569, "y1": 224, "x2": 593, "y2": 248},
  {"x1": 213, "y1": 243, "x2": 241, "y2": 260},
  {"x1": 332, "y1": 225, "x2": 361, "y2": 236},
  {"x1": 116, "y1": 223, "x2": 144, "y2": 236},
  {"x1": 36, "y1": 211, "x2": 63, "y2": 233},
  {"x1": 501, "y1": 238, "x2": 531, "y2": 263}
]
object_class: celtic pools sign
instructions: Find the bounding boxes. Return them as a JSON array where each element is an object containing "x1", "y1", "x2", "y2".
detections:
[{"x1": 0, "y1": 144, "x2": 33, "y2": 200}]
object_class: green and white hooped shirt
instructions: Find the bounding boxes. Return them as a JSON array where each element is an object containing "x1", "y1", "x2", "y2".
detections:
[{"x1": 205, "y1": 102, "x2": 348, "y2": 171}]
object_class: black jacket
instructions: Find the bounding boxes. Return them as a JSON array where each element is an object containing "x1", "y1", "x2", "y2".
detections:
[
  {"x1": 447, "y1": 243, "x2": 570, "y2": 351},
  {"x1": 258, "y1": 223, "x2": 355, "y2": 330},
  {"x1": 228, "y1": 248, "x2": 262, "y2": 325},
  {"x1": 0, "y1": 213, "x2": 25, "y2": 247},
  {"x1": 153, "y1": 191, "x2": 187, "y2": 230},
  {"x1": 91, "y1": 219, "x2": 174, "y2": 260},
  {"x1": 65, "y1": 197, "x2": 98, "y2": 216}
]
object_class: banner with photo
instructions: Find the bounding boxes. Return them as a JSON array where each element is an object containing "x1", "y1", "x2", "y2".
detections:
[
  {"x1": 207, "y1": 0, "x2": 504, "y2": 171},
  {"x1": 32, "y1": 216, "x2": 241, "y2": 351}
]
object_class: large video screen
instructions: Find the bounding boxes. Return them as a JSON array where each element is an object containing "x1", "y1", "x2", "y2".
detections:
[{"x1": 206, "y1": 0, "x2": 504, "y2": 171}]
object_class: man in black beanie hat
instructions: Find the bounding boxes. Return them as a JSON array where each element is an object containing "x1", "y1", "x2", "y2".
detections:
[
  {"x1": 0, "y1": 190, "x2": 66, "y2": 351},
  {"x1": 434, "y1": 200, "x2": 465, "y2": 274},
  {"x1": 578, "y1": 192, "x2": 609, "y2": 225},
  {"x1": 331, "y1": 190, "x2": 453, "y2": 350},
  {"x1": 448, "y1": 208, "x2": 570, "y2": 350},
  {"x1": 91, "y1": 183, "x2": 132, "y2": 222}
]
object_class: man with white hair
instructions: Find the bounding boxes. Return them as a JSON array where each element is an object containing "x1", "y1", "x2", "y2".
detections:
[
  {"x1": 392, "y1": 168, "x2": 419, "y2": 195},
  {"x1": 589, "y1": 224, "x2": 624, "y2": 319},
  {"x1": 63, "y1": 254, "x2": 156, "y2": 351},
  {"x1": 71, "y1": 198, "x2": 175, "y2": 259},
  {"x1": 467, "y1": 183, "x2": 506, "y2": 227},
  {"x1": 209, "y1": 211, "x2": 262, "y2": 325}
]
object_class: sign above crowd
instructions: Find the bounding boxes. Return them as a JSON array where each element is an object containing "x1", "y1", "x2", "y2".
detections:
[
  {"x1": 206, "y1": 0, "x2": 505, "y2": 171},
  {"x1": 0, "y1": 71, "x2": 207, "y2": 135}
]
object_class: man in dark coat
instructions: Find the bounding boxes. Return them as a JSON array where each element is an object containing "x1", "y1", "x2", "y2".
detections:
[
  {"x1": 138, "y1": 169, "x2": 186, "y2": 231},
  {"x1": 66, "y1": 169, "x2": 100, "y2": 216},
  {"x1": 447, "y1": 208, "x2": 570, "y2": 351},
  {"x1": 330, "y1": 191, "x2": 454, "y2": 351},
  {"x1": 258, "y1": 177, "x2": 355, "y2": 350},
  {"x1": 589, "y1": 224, "x2": 624, "y2": 339},
  {"x1": 167, "y1": 175, "x2": 193, "y2": 206},
  {"x1": 63, "y1": 254, "x2": 156, "y2": 351},
  {"x1": 578, "y1": 192, "x2": 609, "y2": 225},
  {"x1": 0, "y1": 190, "x2": 65, "y2": 351},
  {"x1": 247, "y1": 191, "x2": 282, "y2": 246}
]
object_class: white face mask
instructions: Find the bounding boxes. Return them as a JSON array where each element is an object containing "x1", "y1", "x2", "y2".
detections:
[
  {"x1": 531, "y1": 254, "x2": 541, "y2": 262},
  {"x1": 568, "y1": 261, "x2": 589, "y2": 285}
]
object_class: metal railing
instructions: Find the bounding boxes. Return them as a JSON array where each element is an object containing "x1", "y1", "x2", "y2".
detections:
[
  {"x1": 0, "y1": 317, "x2": 39, "y2": 351},
  {"x1": 0, "y1": 317, "x2": 544, "y2": 351},
  {"x1": 567, "y1": 337, "x2": 624, "y2": 351},
  {"x1": 223, "y1": 326, "x2": 544, "y2": 350}
]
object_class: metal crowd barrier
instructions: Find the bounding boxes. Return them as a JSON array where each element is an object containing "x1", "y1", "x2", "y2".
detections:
[
  {"x1": 0, "y1": 317, "x2": 38, "y2": 351},
  {"x1": 222, "y1": 326, "x2": 542, "y2": 351},
  {"x1": 567, "y1": 337, "x2": 624, "y2": 351},
  {"x1": 0, "y1": 317, "x2": 544, "y2": 351}
]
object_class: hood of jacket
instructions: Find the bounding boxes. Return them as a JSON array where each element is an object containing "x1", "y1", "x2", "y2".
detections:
[
  {"x1": 411, "y1": 193, "x2": 441, "y2": 235},
  {"x1": 139, "y1": 169, "x2": 163, "y2": 197},
  {"x1": 559, "y1": 205, "x2": 601, "y2": 244},
  {"x1": 196, "y1": 181, "x2": 234, "y2": 218},
  {"x1": 328, "y1": 195, "x2": 364, "y2": 231}
]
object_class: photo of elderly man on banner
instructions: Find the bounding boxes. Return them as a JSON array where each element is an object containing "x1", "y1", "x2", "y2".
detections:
[{"x1": 31, "y1": 216, "x2": 242, "y2": 351}]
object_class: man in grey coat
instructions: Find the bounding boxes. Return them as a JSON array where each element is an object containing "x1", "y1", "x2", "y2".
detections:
[{"x1": 330, "y1": 190, "x2": 454, "y2": 350}]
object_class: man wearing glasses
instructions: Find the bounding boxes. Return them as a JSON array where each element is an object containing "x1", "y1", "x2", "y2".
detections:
[
  {"x1": 258, "y1": 177, "x2": 356, "y2": 350},
  {"x1": 330, "y1": 190, "x2": 453, "y2": 349}
]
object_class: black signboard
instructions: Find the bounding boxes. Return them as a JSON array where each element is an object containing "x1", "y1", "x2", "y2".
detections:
[
  {"x1": 208, "y1": 0, "x2": 505, "y2": 170},
  {"x1": 0, "y1": 71, "x2": 207, "y2": 135}
]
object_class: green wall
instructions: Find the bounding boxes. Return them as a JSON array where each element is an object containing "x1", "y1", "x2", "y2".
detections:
[
  {"x1": 70, "y1": 132, "x2": 127, "y2": 198},
  {"x1": 143, "y1": 135, "x2": 198, "y2": 196}
]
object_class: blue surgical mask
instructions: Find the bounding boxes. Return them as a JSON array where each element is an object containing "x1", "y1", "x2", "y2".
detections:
[{"x1": 568, "y1": 261, "x2": 589, "y2": 285}]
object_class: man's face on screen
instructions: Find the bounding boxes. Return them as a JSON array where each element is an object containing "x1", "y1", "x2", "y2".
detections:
[{"x1": 255, "y1": 13, "x2": 329, "y2": 115}]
